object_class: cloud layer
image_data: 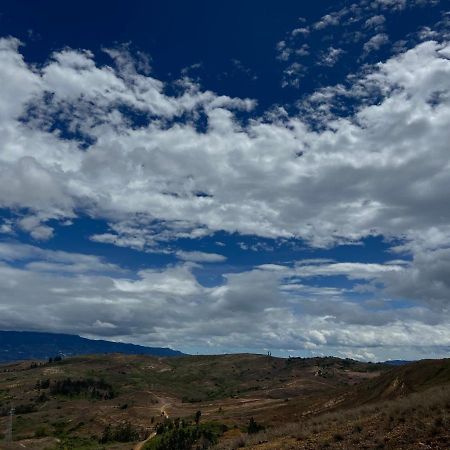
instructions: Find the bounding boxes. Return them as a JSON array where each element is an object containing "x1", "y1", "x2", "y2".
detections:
[
  {"x1": 1, "y1": 29, "x2": 450, "y2": 359},
  {"x1": 1, "y1": 37, "x2": 450, "y2": 251},
  {"x1": 0, "y1": 242, "x2": 449, "y2": 361}
]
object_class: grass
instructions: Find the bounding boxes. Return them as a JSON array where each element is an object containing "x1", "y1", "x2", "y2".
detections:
[
  {"x1": 224, "y1": 383, "x2": 450, "y2": 449},
  {"x1": 0, "y1": 354, "x2": 448, "y2": 449}
]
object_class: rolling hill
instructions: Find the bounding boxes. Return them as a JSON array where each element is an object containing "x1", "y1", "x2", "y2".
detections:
[
  {"x1": 0, "y1": 354, "x2": 448, "y2": 449},
  {"x1": 0, "y1": 353, "x2": 387, "y2": 449}
]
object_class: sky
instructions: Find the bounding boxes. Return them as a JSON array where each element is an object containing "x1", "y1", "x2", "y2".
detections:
[{"x1": 0, "y1": 0, "x2": 450, "y2": 361}]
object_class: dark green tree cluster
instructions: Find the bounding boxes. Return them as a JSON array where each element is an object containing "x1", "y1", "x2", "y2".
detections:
[
  {"x1": 48, "y1": 355, "x2": 63, "y2": 363},
  {"x1": 100, "y1": 421, "x2": 141, "y2": 443},
  {"x1": 35, "y1": 378, "x2": 50, "y2": 389},
  {"x1": 0, "y1": 403, "x2": 36, "y2": 416},
  {"x1": 151, "y1": 415, "x2": 226, "y2": 450},
  {"x1": 153, "y1": 426, "x2": 219, "y2": 450},
  {"x1": 50, "y1": 377, "x2": 115, "y2": 399}
]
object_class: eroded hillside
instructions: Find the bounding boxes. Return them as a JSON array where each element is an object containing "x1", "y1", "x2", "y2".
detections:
[{"x1": 0, "y1": 355, "x2": 448, "y2": 449}]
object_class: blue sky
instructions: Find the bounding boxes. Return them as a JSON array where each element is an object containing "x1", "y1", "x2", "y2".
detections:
[{"x1": 0, "y1": 0, "x2": 450, "y2": 360}]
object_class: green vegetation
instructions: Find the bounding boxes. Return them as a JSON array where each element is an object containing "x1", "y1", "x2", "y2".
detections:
[
  {"x1": 35, "y1": 378, "x2": 50, "y2": 389},
  {"x1": 34, "y1": 425, "x2": 49, "y2": 437},
  {"x1": 145, "y1": 418, "x2": 227, "y2": 450},
  {"x1": 0, "y1": 403, "x2": 36, "y2": 416},
  {"x1": 247, "y1": 417, "x2": 265, "y2": 434},
  {"x1": 51, "y1": 436, "x2": 107, "y2": 449},
  {"x1": 0, "y1": 354, "x2": 448, "y2": 449},
  {"x1": 100, "y1": 421, "x2": 142, "y2": 443},
  {"x1": 49, "y1": 377, "x2": 115, "y2": 399}
]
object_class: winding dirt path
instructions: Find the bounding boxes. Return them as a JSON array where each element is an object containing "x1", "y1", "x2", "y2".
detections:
[
  {"x1": 133, "y1": 431, "x2": 156, "y2": 450},
  {"x1": 133, "y1": 396, "x2": 172, "y2": 450}
]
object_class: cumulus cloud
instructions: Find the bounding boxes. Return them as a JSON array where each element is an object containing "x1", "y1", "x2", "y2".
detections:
[
  {"x1": 1, "y1": 37, "x2": 450, "y2": 251},
  {"x1": 275, "y1": 0, "x2": 444, "y2": 71},
  {"x1": 383, "y1": 248, "x2": 450, "y2": 311},
  {"x1": 2, "y1": 34, "x2": 450, "y2": 358},
  {"x1": 372, "y1": 0, "x2": 407, "y2": 11},
  {"x1": 319, "y1": 47, "x2": 345, "y2": 66},
  {"x1": 0, "y1": 241, "x2": 121, "y2": 273},
  {"x1": 176, "y1": 250, "x2": 226, "y2": 263},
  {"x1": 364, "y1": 15, "x2": 386, "y2": 30},
  {"x1": 314, "y1": 13, "x2": 342, "y2": 30},
  {"x1": 0, "y1": 242, "x2": 448, "y2": 360},
  {"x1": 281, "y1": 62, "x2": 305, "y2": 87},
  {"x1": 363, "y1": 33, "x2": 389, "y2": 54}
]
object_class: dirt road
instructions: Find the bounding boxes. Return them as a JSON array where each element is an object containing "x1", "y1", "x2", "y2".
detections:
[
  {"x1": 133, "y1": 431, "x2": 156, "y2": 450},
  {"x1": 133, "y1": 396, "x2": 171, "y2": 449}
]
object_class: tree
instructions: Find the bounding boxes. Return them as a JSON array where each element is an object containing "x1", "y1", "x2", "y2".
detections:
[
  {"x1": 195, "y1": 410, "x2": 201, "y2": 426},
  {"x1": 247, "y1": 417, "x2": 265, "y2": 434}
]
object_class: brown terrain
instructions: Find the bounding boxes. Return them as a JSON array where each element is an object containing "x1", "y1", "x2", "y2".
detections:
[{"x1": 0, "y1": 354, "x2": 448, "y2": 449}]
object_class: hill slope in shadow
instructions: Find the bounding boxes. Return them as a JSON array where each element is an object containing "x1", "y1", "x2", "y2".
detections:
[{"x1": 0, "y1": 330, "x2": 183, "y2": 363}]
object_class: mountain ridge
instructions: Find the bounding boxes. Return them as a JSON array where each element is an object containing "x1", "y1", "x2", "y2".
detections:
[{"x1": 0, "y1": 330, "x2": 183, "y2": 363}]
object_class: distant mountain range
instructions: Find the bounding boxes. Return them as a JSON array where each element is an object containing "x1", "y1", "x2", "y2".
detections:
[
  {"x1": 0, "y1": 330, "x2": 184, "y2": 363},
  {"x1": 382, "y1": 360, "x2": 413, "y2": 366}
]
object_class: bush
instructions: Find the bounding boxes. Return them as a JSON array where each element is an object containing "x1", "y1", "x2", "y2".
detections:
[
  {"x1": 100, "y1": 421, "x2": 141, "y2": 443},
  {"x1": 247, "y1": 417, "x2": 265, "y2": 434},
  {"x1": 36, "y1": 392, "x2": 49, "y2": 403},
  {"x1": 35, "y1": 379, "x2": 50, "y2": 390},
  {"x1": 35, "y1": 426, "x2": 49, "y2": 437},
  {"x1": 333, "y1": 433, "x2": 344, "y2": 442}
]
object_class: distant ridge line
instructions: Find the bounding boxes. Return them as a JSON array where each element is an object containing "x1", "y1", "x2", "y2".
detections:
[{"x1": 0, "y1": 330, "x2": 184, "y2": 363}]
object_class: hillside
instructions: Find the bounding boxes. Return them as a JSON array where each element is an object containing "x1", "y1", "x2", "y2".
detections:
[
  {"x1": 237, "y1": 358, "x2": 450, "y2": 450},
  {"x1": 348, "y1": 357, "x2": 450, "y2": 404},
  {"x1": 0, "y1": 353, "x2": 386, "y2": 449},
  {"x1": 0, "y1": 331, "x2": 183, "y2": 363},
  {"x1": 0, "y1": 354, "x2": 448, "y2": 449}
]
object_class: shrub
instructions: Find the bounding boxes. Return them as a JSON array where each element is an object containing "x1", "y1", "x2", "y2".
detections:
[
  {"x1": 35, "y1": 426, "x2": 49, "y2": 437},
  {"x1": 35, "y1": 379, "x2": 50, "y2": 390},
  {"x1": 100, "y1": 421, "x2": 141, "y2": 443},
  {"x1": 247, "y1": 417, "x2": 265, "y2": 434}
]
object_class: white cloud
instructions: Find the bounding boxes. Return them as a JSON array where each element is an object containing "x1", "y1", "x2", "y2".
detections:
[
  {"x1": 1, "y1": 38, "x2": 450, "y2": 252},
  {"x1": 0, "y1": 220, "x2": 14, "y2": 235},
  {"x1": 281, "y1": 62, "x2": 304, "y2": 87},
  {"x1": 176, "y1": 250, "x2": 226, "y2": 263},
  {"x1": 291, "y1": 27, "x2": 310, "y2": 37},
  {"x1": 319, "y1": 47, "x2": 345, "y2": 66},
  {"x1": 314, "y1": 13, "x2": 341, "y2": 30},
  {"x1": 383, "y1": 247, "x2": 450, "y2": 311},
  {"x1": 2, "y1": 37, "x2": 450, "y2": 358},
  {"x1": 0, "y1": 243, "x2": 448, "y2": 360},
  {"x1": 18, "y1": 215, "x2": 54, "y2": 240},
  {"x1": 363, "y1": 33, "x2": 389, "y2": 54},
  {"x1": 371, "y1": 0, "x2": 407, "y2": 11},
  {"x1": 0, "y1": 241, "x2": 121, "y2": 273},
  {"x1": 364, "y1": 15, "x2": 386, "y2": 29}
]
